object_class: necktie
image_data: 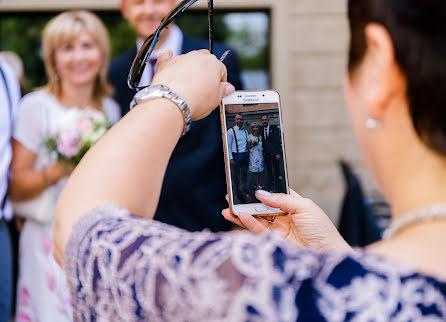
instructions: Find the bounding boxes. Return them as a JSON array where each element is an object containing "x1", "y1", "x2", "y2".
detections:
[
  {"x1": 264, "y1": 128, "x2": 268, "y2": 139},
  {"x1": 148, "y1": 57, "x2": 158, "y2": 83}
]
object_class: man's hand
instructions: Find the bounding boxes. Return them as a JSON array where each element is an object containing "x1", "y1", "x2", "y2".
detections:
[{"x1": 230, "y1": 159, "x2": 235, "y2": 166}]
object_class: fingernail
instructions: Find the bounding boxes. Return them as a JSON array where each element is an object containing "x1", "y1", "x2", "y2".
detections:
[
  {"x1": 255, "y1": 190, "x2": 271, "y2": 199},
  {"x1": 225, "y1": 85, "x2": 235, "y2": 96}
]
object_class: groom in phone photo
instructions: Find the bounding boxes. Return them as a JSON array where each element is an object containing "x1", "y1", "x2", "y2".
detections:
[{"x1": 260, "y1": 114, "x2": 283, "y2": 192}]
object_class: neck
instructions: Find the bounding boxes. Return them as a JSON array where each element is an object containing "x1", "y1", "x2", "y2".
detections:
[
  {"x1": 386, "y1": 149, "x2": 446, "y2": 221},
  {"x1": 59, "y1": 81, "x2": 97, "y2": 109}
]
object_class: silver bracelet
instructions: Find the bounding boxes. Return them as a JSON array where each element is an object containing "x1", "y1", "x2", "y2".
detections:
[{"x1": 130, "y1": 84, "x2": 192, "y2": 136}]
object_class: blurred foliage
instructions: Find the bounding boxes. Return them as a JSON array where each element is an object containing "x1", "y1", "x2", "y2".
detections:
[
  {"x1": 176, "y1": 12, "x2": 227, "y2": 43},
  {"x1": 0, "y1": 10, "x2": 268, "y2": 94}
]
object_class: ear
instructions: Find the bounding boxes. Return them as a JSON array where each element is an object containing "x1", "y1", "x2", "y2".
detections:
[
  {"x1": 362, "y1": 23, "x2": 406, "y2": 120},
  {"x1": 120, "y1": 0, "x2": 129, "y2": 19}
]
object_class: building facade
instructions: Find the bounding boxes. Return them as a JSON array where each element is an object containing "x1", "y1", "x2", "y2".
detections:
[{"x1": 0, "y1": 0, "x2": 377, "y2": 224}]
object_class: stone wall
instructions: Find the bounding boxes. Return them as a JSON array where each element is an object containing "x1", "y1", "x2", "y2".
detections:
[{"x1": 284, "y1": 0, "x2": 377, "y2": 224}]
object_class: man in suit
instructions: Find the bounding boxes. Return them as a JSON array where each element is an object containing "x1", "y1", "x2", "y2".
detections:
[
  {"x1": 260, "y1": 114, "x2": 284, "y2": 192},
  {"x1": 227, "y1": 113, "x2": 249, "y2": 203},
  {"x1": 109, "y1": 0, "x2": 242, "y2": 232}
]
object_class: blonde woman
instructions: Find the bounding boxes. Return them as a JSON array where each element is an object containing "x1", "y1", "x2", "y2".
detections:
[
  {"x1": 9, "y1": 11, "x2": 120, "y2": 321},
  {"x1": 52, "y1": 0, "x2": 446, "y2": 319},
  {"x1": 248, "y1": 122, "x2": 264, "y2": 189}
]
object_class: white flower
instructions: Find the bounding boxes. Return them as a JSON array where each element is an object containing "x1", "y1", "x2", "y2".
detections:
[{"x1": 56, "y1": 108, "x2": 83, "y2": 133}]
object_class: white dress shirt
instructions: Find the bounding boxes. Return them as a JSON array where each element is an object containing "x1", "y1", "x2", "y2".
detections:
[
  {"x1": 137, "y1": 25, "x2": 183, "y2": 87},
  {"x1": 0, "y1": 59, "x2": 21, "y2": 220},
  {"x1": 227, "y1": 125, "x2": 249, "y2": 160}
]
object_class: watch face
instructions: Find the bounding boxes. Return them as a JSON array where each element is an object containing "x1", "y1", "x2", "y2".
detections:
[{"x1": 146, "y1": 85, "x2": 161, "y2": 95}]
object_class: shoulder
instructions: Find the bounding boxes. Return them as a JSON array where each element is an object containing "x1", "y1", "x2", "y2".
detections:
[
  {"x1": 112, "y1": 47, "x2": 137, "y2": 65},
  {"x1": 19, "y1": 90, "x2": 51, "y2": 108},
  {"x1": 110, "y1": 47, "x2": 137, "y2": 75},
  {"x1": 0, "y1": 60, "x2": 18, "y2": 83},
  {"x1": 0, "y1": 60, "x2": 21, "y2": 104}
]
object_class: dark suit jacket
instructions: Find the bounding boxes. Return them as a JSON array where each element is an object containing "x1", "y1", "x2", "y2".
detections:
[
  {"x1": 108, "y1": 35, "x2": 242, "y2": 232},
  {"x1": 260, "y1": 125, "x2": 281, "y2": 156},
  {"x1": 338, "y1": 160, "x2": 382, "y2": 247}
]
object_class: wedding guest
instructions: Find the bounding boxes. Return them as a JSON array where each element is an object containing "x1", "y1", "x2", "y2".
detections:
[
  {"x1": 0, "y1": 51, "x2": 26, "y2": 94},
  {"x1": 9, "y1": 11, "x2": 120, "y2": 322},
  {"x1": 248, "y1": 122, "x2": 264, "y2": 190},
  {"x1": 0, "y1": 54, "x2": 21, "y2": 322},
  {"x1": 227, "y1": 113, "x2": 249, "y2": 202},
  {"x1": 109, "y1": 0, "x2": 242, "y2": 233},
  {"x1": 54, "y1": 0, "x2": 446, "y2": 320},
  {"x1": 260, "y1": 114, "x2": 284, "y2": 192}
]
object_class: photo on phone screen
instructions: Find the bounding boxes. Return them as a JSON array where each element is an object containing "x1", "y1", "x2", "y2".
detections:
[{"x1": 225, "y1": 102, "x2": 287, "y2": 205}]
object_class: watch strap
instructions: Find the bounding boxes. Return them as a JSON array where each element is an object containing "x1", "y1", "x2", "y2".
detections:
[{"x1": 130, "y1": 84, "x2": 192, "y2": 136}]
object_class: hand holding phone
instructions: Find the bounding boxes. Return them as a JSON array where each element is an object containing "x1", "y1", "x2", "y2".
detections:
[{"x1": 220, "y1": 90, "x2": 289, "y2": 216}]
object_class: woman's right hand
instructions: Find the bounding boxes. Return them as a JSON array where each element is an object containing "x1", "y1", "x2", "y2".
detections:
[
  {"x1": 44, "y1": 161, "x2": 75, "y2": 184},
  {"x1": 223, "y1": 190, "x2": 353, "y2": 253},
  {"x1": 151, "y1": 50, "x2": 235, "y2": 121}
]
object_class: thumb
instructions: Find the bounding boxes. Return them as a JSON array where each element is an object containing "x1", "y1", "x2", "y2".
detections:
[
  {"x1": 156, "y1": 49, "x2": 173, "y2": 71},
  {"x1": 220, "y1": 82, "x2": 235, "y2": 99}
]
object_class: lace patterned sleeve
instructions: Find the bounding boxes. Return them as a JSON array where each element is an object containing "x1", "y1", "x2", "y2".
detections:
[{"x1": 65, "y1": 205, "x2": 324, "y2": 321}]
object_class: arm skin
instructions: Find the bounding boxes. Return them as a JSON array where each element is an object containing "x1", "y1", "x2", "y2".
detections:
[
  {"x1": 9, "y1": 139, "x2": 73, "y2": 201},
  {"x1": 53, "y1": 50, "x2": 235, "y2": 266}
]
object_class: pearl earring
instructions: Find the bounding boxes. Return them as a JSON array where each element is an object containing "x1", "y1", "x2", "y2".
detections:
[{"x1": 365, "y1": 117, "x2": 382, "y2": 129}]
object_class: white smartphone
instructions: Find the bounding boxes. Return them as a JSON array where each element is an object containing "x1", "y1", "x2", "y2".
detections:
[{"x1": 220, "y1": 90, "x2": 289, "y2": 216}]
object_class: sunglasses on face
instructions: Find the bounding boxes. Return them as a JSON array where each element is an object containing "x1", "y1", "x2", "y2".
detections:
[{"x1": 128, "y1": 0, "x2": 218, "y2": 91}]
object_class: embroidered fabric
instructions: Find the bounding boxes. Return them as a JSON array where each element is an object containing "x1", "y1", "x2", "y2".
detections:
[{"x1": 66, "y1": 205, "x2": 446, "y2": 321}]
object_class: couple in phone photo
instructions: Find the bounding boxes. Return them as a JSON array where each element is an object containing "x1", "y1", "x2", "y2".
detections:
[{"x1": 228, "y1": 113, "x2": 284, "y2": 203}]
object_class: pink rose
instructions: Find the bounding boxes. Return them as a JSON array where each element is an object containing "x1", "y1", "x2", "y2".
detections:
[
  {"x1": 57, "y1": 129, "x2": 81, "y2": 158},
  {"x1": 78, "y1": 117, "x2": 94, "y2": 133}
]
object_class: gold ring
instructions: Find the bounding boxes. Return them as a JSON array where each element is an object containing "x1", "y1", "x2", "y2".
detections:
[{"x1": 266, "y1": 215, "x2": 277, "y2": 230}]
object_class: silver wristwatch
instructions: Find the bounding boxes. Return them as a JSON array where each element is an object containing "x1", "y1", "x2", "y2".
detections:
[{"x1": 130, "y1": 84, "x2": 192, "y2": 136}]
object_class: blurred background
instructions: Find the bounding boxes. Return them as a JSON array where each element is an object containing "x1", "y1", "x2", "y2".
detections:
[{"x1": 0, "y1": 0, "x2": 389, "y2": 232}]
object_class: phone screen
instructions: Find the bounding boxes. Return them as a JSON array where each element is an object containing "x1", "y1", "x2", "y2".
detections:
[{"x1": 225, "y1": 102, "x2": 287, "y2": 205}]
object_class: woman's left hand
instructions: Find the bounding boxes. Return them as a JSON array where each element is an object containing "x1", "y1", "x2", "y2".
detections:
[{"x1": 222, "y1": 189, "x2": 353, "y2": 253}]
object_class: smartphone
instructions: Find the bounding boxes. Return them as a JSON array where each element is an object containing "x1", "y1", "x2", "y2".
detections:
[{"x1": 220, "y1": 90, "x2": 289, "y2": 216}]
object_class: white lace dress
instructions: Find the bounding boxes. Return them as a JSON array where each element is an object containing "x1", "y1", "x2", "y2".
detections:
[
  {"x1": 13, "y1": 90, "x2": 120, "y2": 322},
  {"x1": 248, "y1": 134, "x2": 264, "y2": 173},
  {"x1": 65, "y1": 205, "x2": 446, "y2": 321}
]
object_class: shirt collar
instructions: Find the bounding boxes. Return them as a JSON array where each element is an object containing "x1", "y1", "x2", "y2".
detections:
[{"x1": 137, "y1": 24, "x2": 183, "y2": 59}]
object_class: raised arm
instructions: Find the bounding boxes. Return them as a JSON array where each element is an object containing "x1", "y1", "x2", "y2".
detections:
[{"x1": 53, "y1": 50, "x2": 235, "y2": 266}]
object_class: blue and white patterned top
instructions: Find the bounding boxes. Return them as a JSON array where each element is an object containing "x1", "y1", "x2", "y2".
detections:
[{"x1": 65, "y1": 205, "x2": 446, "y2": 321}]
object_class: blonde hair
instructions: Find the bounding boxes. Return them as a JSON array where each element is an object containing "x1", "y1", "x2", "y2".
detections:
[{"x1": 42, "y1": 10, "x2": 113, "y2": 101}]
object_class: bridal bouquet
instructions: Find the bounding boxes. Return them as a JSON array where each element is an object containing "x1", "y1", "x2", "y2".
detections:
[
  {"x1": 45, "y1": 108, "x2": 110, "y2": 165},
  {"x1": 249, "y1": 136, "x2": 259, "y2": 146}
]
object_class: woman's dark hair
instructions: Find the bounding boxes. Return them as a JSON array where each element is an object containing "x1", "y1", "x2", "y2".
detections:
[{"x1": 348, "y1": 0, "x2": 446, "y2": 156}]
